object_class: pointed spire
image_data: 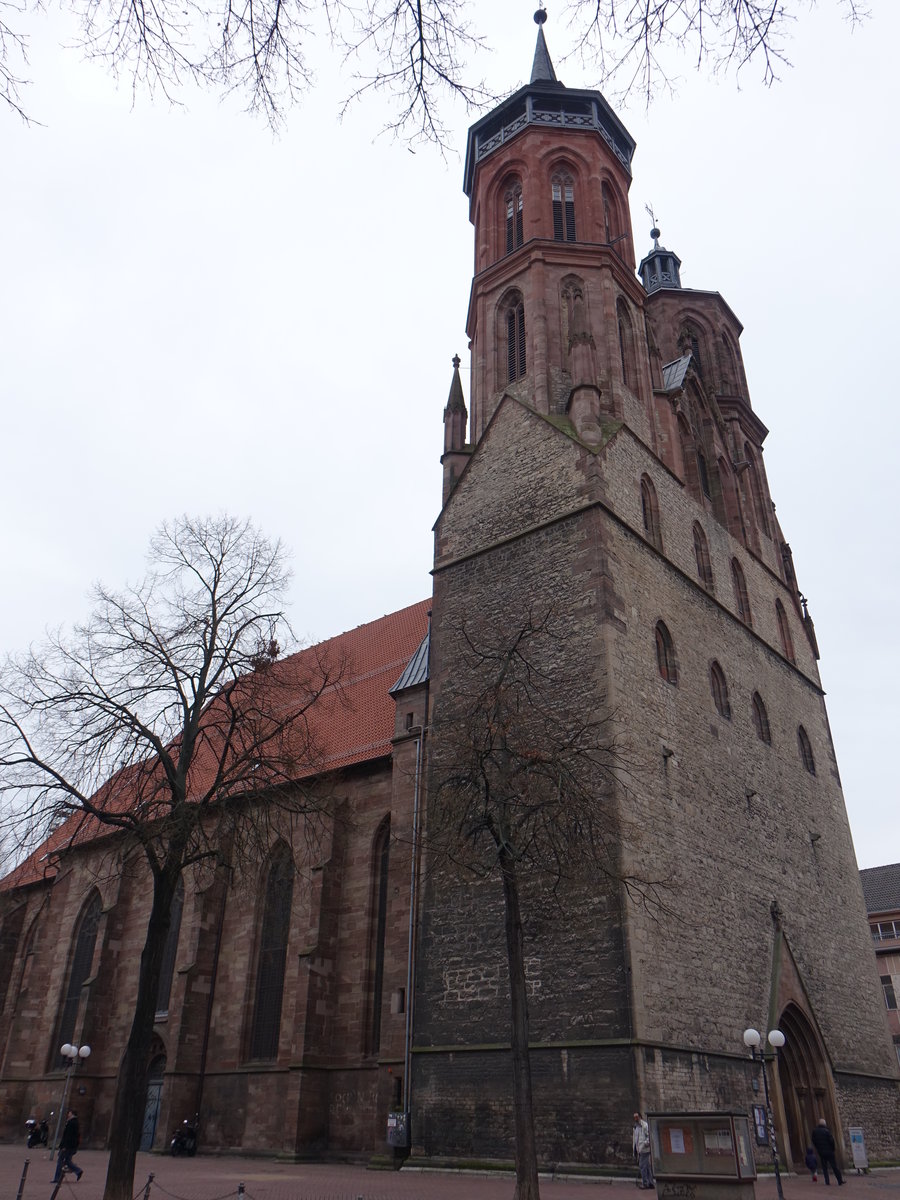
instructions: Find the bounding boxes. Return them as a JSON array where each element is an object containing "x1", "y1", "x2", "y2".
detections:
[
  {"x1": 444, "y1": 354, "x2": 467, "y2": 416},
  {"x1": 530, "y1": 9, "x2": 558, "y2": 83}
]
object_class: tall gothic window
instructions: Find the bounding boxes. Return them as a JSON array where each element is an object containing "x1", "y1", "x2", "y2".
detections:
[
  {"x1": 552, "y1": 171, "x2": 576, "y2": 241},
  {"x1": 248, "y1": 844, "x2": 294, "y2": 1061},
  {"x1": 731, "y1": 558, "x2": 752, "y2": 626},
  {"x1": 617, "y1": 298, "x2": 637, "y2": 392},
  {"x1": 505, "y1": 180, "x2": 524, "y2": 254},
  {"x1": 752, "y1": 692, "x2": 772, "y2": 745},
  {"x1": 367, "y1": 818, "x2": 391, "y2": 1056},
  {"x1": 602, "y1": 182, "x2": 619, "y2": 244},
  {"x1": 54, "y1": 891, "x2": 102, "y2": 1066},
  {"x1": 504, "y1": 294, "x2": 526, "y2": 382},
  {"x1": 798, "y1": 725, "x2": 816, "y2": 775},
  {"x1": 640, "y1": 475, "x2": 662, "y2": 550},
  {"x1": 155, "y1": 876, "x2": 184, "y2": 1019},
  {"x1": 776, "y1": 599, "x2": 795, "y2": 663},
  {"x1": 0, "y1": 905, "x2": 25, "y2": 1017},
  {"x1": 693, "y1": 522, "x2": 714, "y2": 591},
  {"x1": 655, "y1": 621, "x2": 678, "y2": 685},
  {"x1": 710, "y1": 661, "x2": 731, "y2": 719},
  {"x1": 697, "y1": 449, "x2": 712, "y2": 499}
]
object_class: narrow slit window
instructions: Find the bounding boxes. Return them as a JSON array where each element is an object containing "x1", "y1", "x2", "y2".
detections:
[
  {"x1": 776, "y1": 600, "x2": 795, "y2": 663},
  {"x1": 710, "y1": 661, "x2": 731, "y2": 719},
  {"x1": 655, "y1": 621, "x2": 678, "y2": 685},
  {"x1": 731, "y1": 559, "x2": 752, "y2": 626},
  {"x1": 752, "y1": 692, "x2": 771, "y2": 745},
  {"x1": 505, "y1": 182, "x2": 523, "y2": 254},
  {"x1": 693, "y1": 523, "x2": 714, "y2": 591},
  {"x1": 798, "y1": 725, "x2": 816, "y2": 775}
]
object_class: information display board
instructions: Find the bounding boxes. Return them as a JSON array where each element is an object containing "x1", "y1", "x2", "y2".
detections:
[{"x1": 649, "y1": 1112, "x2": 757, "y2": 1183}]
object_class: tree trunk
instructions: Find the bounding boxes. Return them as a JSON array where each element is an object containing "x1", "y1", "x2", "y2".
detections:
[
  {"x1": 103, "y1": 870, "x2": 177, "y2": 1200},
  {"x1": 499, "y1": 844, "x2": 540, "y2": 1200}
]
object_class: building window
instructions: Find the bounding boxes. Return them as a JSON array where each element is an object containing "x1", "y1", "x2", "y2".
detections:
[
  {"x1": 505, "y1": 180, "x2": 523, "y2": 254},
  {"x1": 881, "y1": 974, "x2": 898, "y2": 1010},
  {"x1": 640, "y1": 475, "x2": 662, "y2": 550},
  {"x1": 552, "y1": 171, "x2": 576, "y2": 242},
  {"x1": 872, "y1": 921, "x2": 900, "y2": 941},
  {"x1": 752, "y1": 692, "x2": 772, "y2": 745},
  {"x1": 797, "y1": 725, "x2": 816, "y2": 775},
  {"x1": 0, "y1": 905, "x2": 26, "y2": 1018},
  {"x1": 368, "y1": 818, "x2": 391, "y2": 1055},
  {"x1": 731, "y1": 559, "x2": 752, "y2": 626},
  {"x1": 693, "y1": 523, "x2": 714, "y2": 591},
  {"x1": 602, "y1": 182, "x2": 619, "y2": 244},
  {"x1": 505, "y1": 296, "x2": 526, "y2": 382},
  {"x1": 617, "y1": 298, "x2": 637, "y2": 392},
  {"x1": 744, "y1": 445, "x2": 771, "y2": 537},
  {"x1": 155, "y1": 876, "x2": 184, "y2": 1020},
  {"x1": 54, "y1": 892, "x2": 102, "y2": 1067},
  {"x1": 697, "y1": 449, "x2": 712, "y2": 498},
  {"x1": 249, "y1": 844, "x2": 294, "y2": 1061},
  {"x1": 655, "y1": 621, "x2": 678, "y2": 685},
  {"x1": 710, "y1": 661, "x2": 731, "y2": 719},
  {"x1": 894, "y1": 1036, "x2": 900, "y2": 1069},
  {"x1": 776, "y1": 599, "x2": 795, "y2": 663}
]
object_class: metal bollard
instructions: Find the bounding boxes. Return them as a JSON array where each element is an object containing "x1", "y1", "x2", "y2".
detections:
[
  {"x1": 142, "y1": 1172, "x2": 155, "y2": 1200},
  {"x1": 15, "y1": 1158, "x2": 30, "y2": 1200},
  {"x1": 238, "y1": 1184, "x2": 244, "y2": 1200}
]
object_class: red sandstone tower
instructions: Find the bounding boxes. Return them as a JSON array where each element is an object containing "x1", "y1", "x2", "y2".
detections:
[{"x1": 421, "y1": 11, "x2": 899, "y2": 1172}]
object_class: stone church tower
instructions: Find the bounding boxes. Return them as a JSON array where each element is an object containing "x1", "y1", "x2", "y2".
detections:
[{"x1": 416, "y1": 13, "x2": 899, "y2": 1170}]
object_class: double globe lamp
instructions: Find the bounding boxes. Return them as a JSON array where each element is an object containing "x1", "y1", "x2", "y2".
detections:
[
  {"x1": 743, "y1": 1026, "x2": 785, "y2": 1200},
  {"x1": 50, "y1": 1043, "x2": 91, "y2": 1157}
]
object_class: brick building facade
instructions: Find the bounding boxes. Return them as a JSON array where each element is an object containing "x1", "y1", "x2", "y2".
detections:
[{"x1": 1, "y1": 18, "x2": 898, "y2": 1173}]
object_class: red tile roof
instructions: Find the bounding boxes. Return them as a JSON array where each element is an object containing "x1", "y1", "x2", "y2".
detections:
[{"x1": 1, "y1": 600, "x2": 430, "y2": 892}]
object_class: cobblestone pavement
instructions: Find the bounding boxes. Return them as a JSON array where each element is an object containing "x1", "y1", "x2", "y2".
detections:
[{"x1": 3, "y1": 1144, "x2": 897, "y2": 1200}]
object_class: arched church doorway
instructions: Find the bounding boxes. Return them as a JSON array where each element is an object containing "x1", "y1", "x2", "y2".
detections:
[
  {"x1": 774, "y1": 1004, "x2": 839, "y2": 1169},
  {"x1": 140, "y1": 1054, "x2": 166, "y2": 1151}
]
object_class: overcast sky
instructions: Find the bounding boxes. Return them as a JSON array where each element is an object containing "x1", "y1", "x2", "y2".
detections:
[{"x1": 2, "y1": 3, "x2": 897, "y2": 870}]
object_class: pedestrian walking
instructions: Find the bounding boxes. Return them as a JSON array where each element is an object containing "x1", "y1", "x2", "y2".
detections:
[
  {"x1": 812, "y1": 1119, "x2": 844, "y2": 1186},
  {"x1": 53, "y1": 1109, "x2": 83, "y2": 1183},
  {"x1": 633, "y1": 1111, "x2": 655, "y2": 1190},
  {"x1": 806, "y1": 1146, "x2": 819, "y2": 1181}
]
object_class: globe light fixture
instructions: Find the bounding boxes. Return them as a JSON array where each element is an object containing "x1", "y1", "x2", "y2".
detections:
[
  {"x1": 742, "y1": 1026, "x2": 785, "y2": 1200},
  {"x1": 50, "y1": 1043, "x2": 92, "y2": 1158}
]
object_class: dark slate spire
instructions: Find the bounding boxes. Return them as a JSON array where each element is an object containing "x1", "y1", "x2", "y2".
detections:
[
  {"x1": 638, "y1": 225, "x2": 683, "y2": 294},
  {"x1": 530, "y1": 8, "x2": 558, "y2": 83},
  {"x1": 444, "y1": 354, "x2": 467, "y2": 416}
]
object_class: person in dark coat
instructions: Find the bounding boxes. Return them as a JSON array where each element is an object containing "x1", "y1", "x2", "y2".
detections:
[
  {"x1": 811, "y1": 1119, "x2": 844, "y2": 1186},
  {"x1": 53, "y1": 1110, "x2": 83, "y2": 1183}
]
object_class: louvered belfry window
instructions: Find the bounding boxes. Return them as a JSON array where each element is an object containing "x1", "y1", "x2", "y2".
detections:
[
  {"x1": 249, "y1": 846, "x2": 294, "y2": 1061},
  {"x1": 552, "y1": 173, "x2": 576, "y2": 242},
  {"x1": 54, "y1": 892, "x2": 102, "y2": 1066},
  {"x1": 505, "y1": 183, "x2": 523, "y2": 254},
  {"x1": 506, "y1": 301, "x2": 526, "y2": 382}
]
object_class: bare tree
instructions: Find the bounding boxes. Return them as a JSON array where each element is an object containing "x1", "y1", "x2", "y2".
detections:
[
  {"x1": 427, "y1": 609, "x2": 663, "y2": 1200},
  {"x1": 2, "y1": 0, "x2": 865, "y2": 131},
  {"x1": 0, "y1": 514, "x2": 344, "y2": 1200}
]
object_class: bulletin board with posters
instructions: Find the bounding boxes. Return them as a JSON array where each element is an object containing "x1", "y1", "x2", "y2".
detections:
[{"x1": 648, "y1": 1113, "x2": 757, "y2": 1183}]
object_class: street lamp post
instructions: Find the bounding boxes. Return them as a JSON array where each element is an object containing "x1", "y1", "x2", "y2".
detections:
[
  {"x1": 743, "y1": 1027, "x2": 785, "y2": 1200},
  {"x1": 49, "y1": 1044, "x2": 91, "y2": 1158}
]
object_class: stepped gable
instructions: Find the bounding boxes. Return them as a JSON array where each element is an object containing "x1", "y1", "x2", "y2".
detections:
[{"x1": 0, "y1": 598, "x2": 430, "y2": 891}]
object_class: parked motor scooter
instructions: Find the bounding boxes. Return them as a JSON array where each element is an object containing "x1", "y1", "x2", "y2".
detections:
[
  {"x1": 170, "y1": 1118, "x2": 198, "y2": 1156},
  {"x1": 25, "y1": 1116, "x2": 50, "y2": 1147}
]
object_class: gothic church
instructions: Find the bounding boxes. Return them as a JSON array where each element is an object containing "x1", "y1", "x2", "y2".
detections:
[{"x1": 1, "y1": 16, "x2": 897, "y2": 1172}]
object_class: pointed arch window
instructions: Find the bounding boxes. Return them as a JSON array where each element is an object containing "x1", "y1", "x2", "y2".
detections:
[
  {"x1": 655, "y1": 621, "x2": 678, "y2": 685},
  {"x1": 249, "y1": 844, "x2": 294, "y2": 1061},
  {"x1": 752, "y1": 692, "x2": 772, "y2": 745},
  {"x1": 693, "y1": 522, "x2": 714, "y2": 591},
  {"x1": 552, "y1": 171, "x2": 576, "y2": 242},
  {"x1": 797, "y1": 725, "x2": 816, "y2": 775},
  {"x1": 155, "y1": 876, "x2": 184, "y2": 1020},
  {"x1": 710, "y1": 661, "x2": 731, "y2": 719},
  {"x1": 697, "y1": 449, "x2": 711, "y2": 499},
  {"x1": 776, "y1": 599, "x2": 795, "y2": 663},
  {"x1": 640, "y1": 475, "x2": 662, "y2": 550},
  {"x1": 367, "y1": 818, "x2": 391, "y2": 1055},
  {"x1": 505, "y1": 180, "x2": 524, "y2": 254},
  {"x1": 617, "y1": 298, "x2": 637, "y2": 392},
  {"x1": 54, "y1": 891, "x2": 102, "y2": 1066},
  {"x1": 744, "y1": 444, "x2": 771, "y2": 537},
  {"x1": 504, "y1": 294, "x2": 526, "y2": 382},
  {"x1": 731, "y1": 558, "x2": 752, "y2": 626},
  {"x1": 601, "y1": 182, "x2": 620, "y2": 244}
]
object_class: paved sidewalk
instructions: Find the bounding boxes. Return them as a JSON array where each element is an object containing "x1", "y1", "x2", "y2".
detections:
[{"x1": 3, "y1": 1143, "x2": 897, "y2": 1200}]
